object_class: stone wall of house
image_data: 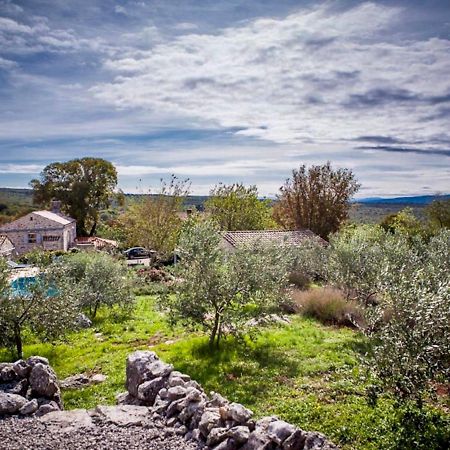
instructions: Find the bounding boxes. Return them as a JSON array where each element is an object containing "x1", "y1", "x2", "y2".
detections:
[
  {"x1": 118, "y1": 351, "x2": 338, "y2": 450},
  {"x1": 0, "y1": 213, "x2": 76, "y2": 255}
]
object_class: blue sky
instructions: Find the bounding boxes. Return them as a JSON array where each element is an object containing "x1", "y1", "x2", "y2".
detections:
[{"x1": 0, "y1": 0, "x2": 449, "y2": 197}]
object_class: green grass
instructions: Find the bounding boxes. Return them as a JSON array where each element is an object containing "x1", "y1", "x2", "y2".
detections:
[{"x1": 1, "y1": 296, "x2": 448, "y2": 450}]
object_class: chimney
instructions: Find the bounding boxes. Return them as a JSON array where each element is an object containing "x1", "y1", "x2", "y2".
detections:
[{"x1": 51, "y1": 200, "x2": 61, "y2": 214}]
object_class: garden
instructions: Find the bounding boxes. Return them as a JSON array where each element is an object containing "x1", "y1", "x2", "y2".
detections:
[{"x1": 0, "y1": 220, "x2": 449, "y2": 450}]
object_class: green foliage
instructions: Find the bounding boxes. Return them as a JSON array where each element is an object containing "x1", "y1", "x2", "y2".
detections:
[
  {"x1": 50, "y1": 252, "x2": 135, "y2": 318},
  {"x1": 30, "y1": 157, "x2": 118, "y2": 236},
  {"x1": 326, "y1": 225, "x2": 398, "y2": 304},
  {"x1": 275, "y1": 162, "x2": 360, "y2": 239},
  {"x1": 304, "y1": 225, "x2": 450, "y2": 401},
  {"x1": 0, "y1": 294, "x2": 448, "y2": 449},
  {"x1": 425, "y1": 198, "x2": 450, "y2": 229},
  {"x1": 367, "y1": 230, "x2": 450, "y2": 401},
  {"x1": 117, "y1": 175, "x2": 190, "y2": 255},
  {"x1": 205, "y1": 183, "x2": 276, "y2": 230},
  {"x1": 163, "y1": 220, "x2": 291, "y2": 348},
  {"x1": 0, "y1": 188, "x2": 34, "y2": 225},
  {"x1": 0, "y1": 265, "x2": 78, "y2": 359},
  {"x1": 18, "y1": 248, "x2": 66, "y2": 268},
  {"x1": 380, "y1": 207, "x2": 428, "y2": 238}
]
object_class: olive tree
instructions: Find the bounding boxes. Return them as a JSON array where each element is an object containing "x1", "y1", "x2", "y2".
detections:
[
  {"x1": 367, "y1": 230, "x2": 450, "y2": 401},
  {"x1": 163, "y1": 220, "x2": 291, "y2": 349},
  {"x1": 52, "y1": 252, "x2": 135, "y2": 318},
  {"x1": 0, "y1": 261, "x2": 78, "y2": 359}
]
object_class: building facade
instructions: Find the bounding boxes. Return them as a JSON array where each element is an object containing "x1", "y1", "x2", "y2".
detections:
[
  {"x1": 0, "y1": 234, "x2": 15, "y2": 258},
  {"x1": 0, "y1": 206, "x2": 76, "y2": 255}
]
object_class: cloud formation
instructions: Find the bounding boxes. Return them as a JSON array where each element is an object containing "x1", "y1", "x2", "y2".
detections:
[{"x1": 0, "y1": 1, "x2": 449, "y2": 197}]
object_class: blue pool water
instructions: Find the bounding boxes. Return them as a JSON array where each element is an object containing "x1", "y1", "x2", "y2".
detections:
[
  {"x1": 10, "y1": 276, "x2": 57, "y2": 297},
  {"x1": 10, "y1": 276, "x2": 37, "y2": 296}
]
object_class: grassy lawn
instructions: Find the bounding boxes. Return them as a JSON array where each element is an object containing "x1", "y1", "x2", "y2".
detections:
[{"x1": 0, "y1": 295, "x2": 447, "y2": 449}]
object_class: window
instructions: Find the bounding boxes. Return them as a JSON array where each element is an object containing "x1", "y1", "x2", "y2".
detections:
[
  {"x1": 28, "y1": 233, "x2": 36, "y2": 244},
  {"x1": 43, "y1": 235, "x2": 60, "y2": 242}
]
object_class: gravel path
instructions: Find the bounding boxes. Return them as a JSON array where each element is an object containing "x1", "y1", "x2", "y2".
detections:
[{"x1": 0, "y1": 416, "x2": 201, "y2": 450}]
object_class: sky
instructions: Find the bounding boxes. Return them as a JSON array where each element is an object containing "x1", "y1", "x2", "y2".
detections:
[{"x1": 0, "y1": 0, "x2": 449, "y2": 198}]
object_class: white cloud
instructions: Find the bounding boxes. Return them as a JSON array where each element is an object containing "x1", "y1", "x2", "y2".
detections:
[
  {"x1": 0, "y1": 163, "x2": 43, "y2": 173},
  {"x1": 92, "y1": 2, "x2": 450, "y2": 150}
]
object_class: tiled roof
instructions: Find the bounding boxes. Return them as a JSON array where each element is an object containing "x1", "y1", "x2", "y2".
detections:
[
  {"x1": 33, "y1": 210, "x2": 75, "y2": 225},
  {"x1": 75, "y1": 236, "x2": 118, "y2": 248},
  {"x1": 221, "y1": 229, "x2": 325, "y2": 248}
]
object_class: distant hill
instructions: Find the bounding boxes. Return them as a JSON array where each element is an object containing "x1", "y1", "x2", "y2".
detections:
[{"x1": 357, "y1": 194, "x2": 449, "y2": 205}]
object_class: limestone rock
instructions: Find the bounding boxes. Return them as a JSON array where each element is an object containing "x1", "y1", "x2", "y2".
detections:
[
  {"x1": 206, "y1": 427, "x2": 228, "y2": 446},
  {"x1": 35, "y1": 401, "x2": 60, "y2": 417},
  {"x1": 60, "y1": 374, "x2": 90, "y2": 389},
  {"x1": 93, "y1": 405, "x2": 152, "y2": 427},
  {"x1": 29, "y1": 363, "x2": 59, "y2": 398},
  {"x1": 137, "y1": 376, "x2": 166, "y2": 405},
  {"x1": 228, "y1": 425, "x2": 250, "y2": 444},
  {"x1": 19, "y1": 399, "x2": 39, "y2": 415},
  {"x1": 75, "y1": 313, "x2": 92, "y2": 329},
  {"x1": 0, "y1": 392, "x2": 27, "y2": 414},
  {"x1": 0, "y1": 365, "x2": 17, "y2": 382},
  {"x1": 283, "y1": 429, "x2": 306, "y2": 450},
  {"x1": 199, "y1": 407, "x2": 222, "y2": 437},
  {"x1": 125, "y1": 351, "x2": 159, "y2": 397},
  {"x1": 13, "y1": 360, "x2": 30, "y2": 378},
  {"x1": 242, "y1": 429, "x2": 276, "y2": 450},
  {"x1": 40, "y1": 409, "x2": 94, "y2": 431},
  {"x1": 227, "y1": 402, "x2": 253, "y2": 423},
  {"x1": 267, "y1": 420, "x2": 296, "y2": 445},
  {"x1": 91, "y1": 373, "x2": 107, "y2": 384},
  {"x1": 26, "y1": 356, "x2": 49, "y2": 367},
  {"x1": 167, "y1": 385, "x2": 187, "y2": 401}
]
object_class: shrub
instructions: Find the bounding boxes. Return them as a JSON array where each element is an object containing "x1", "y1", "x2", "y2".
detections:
[
  {"x1": 291, "y1": 287, "x2": 364, "y2": 328},
  {"x1": 288, "y1": 270, "x2": 312, "y2": 290},
  {"x1": 162, "y1": 220, "x2": 291, "y2": 349},
  {"x1": 50, "y1": 252, "x2": 135, "y2": 318},
  {"x1": 0, "y1": 261, "x2": 78, "y2": 359}
]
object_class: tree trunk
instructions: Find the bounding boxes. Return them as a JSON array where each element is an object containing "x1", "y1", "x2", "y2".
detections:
[
  {"x1": 209, "y1": 313, "x2": 220, "y2": 349},
  {"x1": 89, "y1": 221, "x2": 97, "y2": 237},
  {"x1": 14, "y1": 323, "x2": 23, "y2": 360},
  {"x1": 92, "y1": 300, "x2": 99, "y2": 318}
]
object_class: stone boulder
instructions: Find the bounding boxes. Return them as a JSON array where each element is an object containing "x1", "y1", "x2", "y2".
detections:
[{"x1": 0, "y1": 392, "x2": 27, "y2": 414}]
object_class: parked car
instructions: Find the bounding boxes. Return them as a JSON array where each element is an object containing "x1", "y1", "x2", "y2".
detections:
[{"x1": 123, "y1": 247, "x2": 154, "y2": 259}]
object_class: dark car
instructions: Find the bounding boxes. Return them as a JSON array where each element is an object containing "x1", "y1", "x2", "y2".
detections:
[{"x1": 123, "y1": 247, "x2": 154, "y2": 259}]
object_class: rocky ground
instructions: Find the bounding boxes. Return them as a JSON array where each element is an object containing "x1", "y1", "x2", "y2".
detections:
[{"x1": 0, "y1": 409, "x2": 200, "y2": 450}]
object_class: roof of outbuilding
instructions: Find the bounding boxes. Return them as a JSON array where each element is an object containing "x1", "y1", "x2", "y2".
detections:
[
  {"x1": 33, "y1": 210, "x2": 75, "y2": 225},
  {"x1": 221, "y1": 229, "x2": 326, "y2": 248}
]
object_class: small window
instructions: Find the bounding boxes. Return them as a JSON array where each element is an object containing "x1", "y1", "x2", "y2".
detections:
[
  {"x1": 43, "y1": 235, "x2": 60, "y2": 242},
  {"x1": 28, "y1": 233, "x2": 36, "y2": 244}
]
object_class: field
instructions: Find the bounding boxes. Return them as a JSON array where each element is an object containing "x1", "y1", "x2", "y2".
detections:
[{"x1": 1, "y1": 295, "x2": 447, "y2": 450}]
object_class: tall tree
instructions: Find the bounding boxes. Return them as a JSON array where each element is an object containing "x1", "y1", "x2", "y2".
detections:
[
  {"x1": 30, "y1": 158, "x2": 118, "y2": 236},
  {"x1": 205, "y1": 183, "x2": 276, "y2": 230},
  {"x1": 274, "y1": 162, "x2": 360, "y2": 239},
  {"x1": 117, "y1": 175, "x2": 190, "y2": 256},
  {"x1": 425, "y1": 197, "x2": 450, "y2": 229}
]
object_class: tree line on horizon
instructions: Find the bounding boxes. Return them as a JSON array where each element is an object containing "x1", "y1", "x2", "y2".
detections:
[{"x1": 1, "y1": 156, "x2": 444, "y2": 254}]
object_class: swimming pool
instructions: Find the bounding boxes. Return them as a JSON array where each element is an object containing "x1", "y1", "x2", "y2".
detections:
[
  {"x1": 10, "y1": 276, "x2": 57, "y2": 297},
  {"x1": 10, "y1": 276, "x2": 37, "y2": 296}
]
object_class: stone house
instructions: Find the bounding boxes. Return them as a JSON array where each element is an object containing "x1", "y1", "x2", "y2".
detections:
[
  {"x1": 220, "y1": 229, "x2": 326, "y2": 251},
  {"x1": 0, "y1": 202, "x2": 76, "y2": 255},
  {"x1": 0, "y1": 234, "x2": 15, "y2": 258}
]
